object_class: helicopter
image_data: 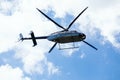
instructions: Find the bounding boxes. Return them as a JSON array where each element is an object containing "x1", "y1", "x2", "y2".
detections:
[{"x1": 19, "y1": 7, "x2": 97, "y2": 53}]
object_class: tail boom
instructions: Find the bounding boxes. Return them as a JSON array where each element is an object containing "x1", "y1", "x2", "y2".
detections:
[{"x1": 19, "y1": 31, "x2": 48, "y2": 46}]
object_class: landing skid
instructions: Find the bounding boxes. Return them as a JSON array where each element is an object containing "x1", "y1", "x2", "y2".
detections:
[{"x1": 58, "y1": 42, "x2": 79, "y2": 50}]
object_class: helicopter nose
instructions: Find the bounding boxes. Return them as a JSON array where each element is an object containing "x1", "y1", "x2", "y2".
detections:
[{"x1": 80, "y1": 33, "x2": 86, "y2": 39}]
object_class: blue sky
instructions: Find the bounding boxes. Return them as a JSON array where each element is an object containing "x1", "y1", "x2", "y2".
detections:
[{"x1": 0, "y1": 0, "x2": 120, "y2": 80}]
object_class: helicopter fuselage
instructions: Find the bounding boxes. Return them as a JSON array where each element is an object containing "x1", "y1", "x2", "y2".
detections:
[{"x1": 47, "y1": 30, "x2": 86, "y2": 43}]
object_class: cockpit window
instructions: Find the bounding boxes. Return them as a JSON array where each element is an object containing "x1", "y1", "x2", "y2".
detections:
[
  {"x1": 50, "y1": 30, "x2": 78, "y2": 36},
  {"x1": 70, "y1": 30, "x2": 77, "y2": 33}
]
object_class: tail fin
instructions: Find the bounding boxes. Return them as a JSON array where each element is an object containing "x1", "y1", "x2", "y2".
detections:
[
  {"x1": 30, "y1": 31, "x2": 37, "y2": 46},
  {"x1": 19, "y1": 33, "x2": 24, "y2": 41}
]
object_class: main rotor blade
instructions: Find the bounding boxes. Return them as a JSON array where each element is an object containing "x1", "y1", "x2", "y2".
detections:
[
  {"x1": 49, "y1": 42, "x2": 57, "y2": 53},
  {"x1": 66, "y1": 7, "x2": 88, "y2": 30},
  {"x1": 83, "y1": 41, "x2": 98, "y2": 50},
  {"x1": 36, "y1": 8, "x2": 66, "y2": 30}
]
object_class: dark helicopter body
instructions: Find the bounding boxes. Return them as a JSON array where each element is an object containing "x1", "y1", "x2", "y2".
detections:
[
  {"x1": 19, "y1": 7, "x2": 97, "y2": 53},
  {"x1": 48, "y1": 31, "x2": 86, "y2": 43}
]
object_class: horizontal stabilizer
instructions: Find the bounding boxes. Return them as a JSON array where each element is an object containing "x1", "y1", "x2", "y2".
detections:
[{"x1": 30, "y1": 31, "x2": 37, "y2": 46}]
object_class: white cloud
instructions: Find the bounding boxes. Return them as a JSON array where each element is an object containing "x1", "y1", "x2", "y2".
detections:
[
  {"x1": 80, "y1": 52, "x2": 86, "y2": 59},
  {"x1": 0, "y1": 64, "x2": 30, "y2": 80},
  {"x1": 47, "y1": 62, "x2": 60, "y2": 75},
  {"x1": 14, "y1": 46, "x2": 45, "y2": 74},
  {"x1": 0, "y1": 0, "x2": 20, "y2": 15},
  {"x1": 14, "y1": 45, "x2": 60, "y2": 75},
  {"x1": 88, "y1": 0, "x2": 120, "y2": 9},
  {"x1": 87, "y1": 2, "x2": 120, "y2": 48}
]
